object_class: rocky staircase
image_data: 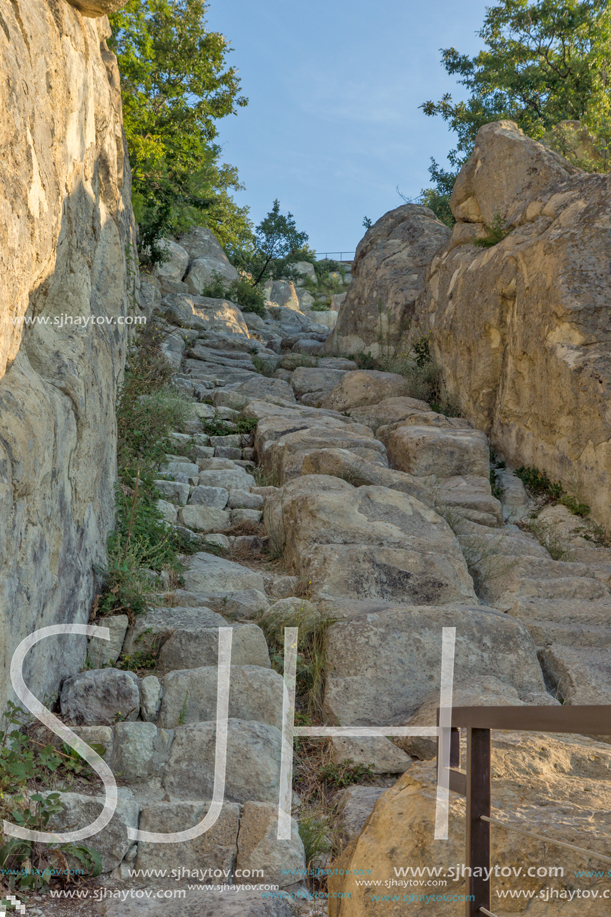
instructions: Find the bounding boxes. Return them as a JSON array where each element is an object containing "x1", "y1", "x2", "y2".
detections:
[{"x1": 42, "y1": 249, "x2": 611, "y2": 915}]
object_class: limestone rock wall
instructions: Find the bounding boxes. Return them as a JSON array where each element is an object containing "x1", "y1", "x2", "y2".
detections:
[
  {"x1": 325, "y1": 204, "x2": 450, "y2": 357},
  {"x1": 416, "y1": 121, "x2": 611, "y2": 530},
  {"x1": 0, "y1": 1, "x2": 134, "y2": 712}
]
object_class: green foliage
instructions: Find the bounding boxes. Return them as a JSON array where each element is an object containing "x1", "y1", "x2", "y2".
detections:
[
  {"x1": 420, "y1": 0, "x2": 611, "y2": 203},
  {"x1": 515, "y1": 465, "x2": 564, "y2": 500},
  {"x1": 109, "y1": 0, "x2": 251, "y2": 263},
  {"x1": 229, "y1": 200, "x2": 311, "y2": 285},
  {"x1": 298, "y1": 811, "x2": 332, "y2": 866},
  {"x1": 362, "y1": 216, "x2": 373, "y2": 229},
  {"x1": 0, "y1": 704, "x2": 103, "y2": 892},
  {"x1": 317, "y1": 760, "x2": 375, "y2": 788},
  {"x1": 256, "y1": 603, "x2": 337, "y2": 715},
  {"x1": 516, "y1": 465, "x2": 591, "y2": 518},
  {"x1": 116, "y1": 649, "x2": 160, "y2": 672},
  {"x1": 200, "y1": 414, "x2": 257, "y2": 437},
  {"x1": 474, "y1": 214, "x2": 512, "y2": 247},
  {"x1": 200, "y1": 271, "x2": 266, "y2": 316},
  {"x1": 560, "y1": 494, "x2": 591, "y2": 516},
  {"x1": 96, "y1": 328, "x2": 197, "y2": 618}
]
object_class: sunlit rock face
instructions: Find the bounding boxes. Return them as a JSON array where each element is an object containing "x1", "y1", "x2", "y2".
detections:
[{"x1": 0, "y1": 2, "x2": 136, "y2": 710}]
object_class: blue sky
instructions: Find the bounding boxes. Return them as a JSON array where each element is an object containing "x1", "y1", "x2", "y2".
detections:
[{"x1": 205, "y1": 0, "x2": 491, "y2": 254}]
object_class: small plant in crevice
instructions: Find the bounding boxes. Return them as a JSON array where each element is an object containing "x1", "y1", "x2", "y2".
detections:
[
  {"x1": 256, "y1": 602, "x2": 337, "y2": 717},
  {"x1": 317, "y1": 760, "x2": 375, "y2": 788},
  {"x1": 515, "y1": 465, "x2": 590, "y2": 517},
  {"x1": 474, "y1": 214, "x2": 512, "y2": 248}
]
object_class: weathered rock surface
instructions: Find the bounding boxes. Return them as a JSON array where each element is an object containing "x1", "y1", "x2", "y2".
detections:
[
  {"x1": 179, "y1": 226, "x2": 238, "y2": 291},
  {"x1": 235, "y1": 802, "x2": 305, "y2": 888},
  {"x1": 329, "y1": 732, "x2": 611, "y2": 916},
  {"x1": 323, "y1": 603, "x2": 545, "y2": 725},
  {"x1": 0, "y1": 2, "x2": 135, "y2": 714},
  {"x1": 163, "y1": 720, "x2": 282, "y2": 803},
  {"x1": 158, "y1": 665, "x2": 283, "y2": 728},
  {"x1": 416, "y1": 119, "x2": 611, "y2": 532},
  {"x1": 99, "y1": 888, "x2": 294, "y2": 916},
  {"x1": 134, "y1": 801, "x2": 240, "y2": 878},
  {"x1": 269, "y1": 480, "x2": 476, "y2": 604},
  {"x1": 320, "y1": 370, "x2": 414, "y2": 412},
  {"x1": 50, "y1": 791, "x2": 139, "y2": 873},
  {"x1": 325, "y1": 204, "x2": 450, "y2": 357},
  {"x1": 67, "y1": 1, "x2": 128, "y2": 16},
  {"x1": 61, "y1": 669, "x2": 140, "y2": 726}
]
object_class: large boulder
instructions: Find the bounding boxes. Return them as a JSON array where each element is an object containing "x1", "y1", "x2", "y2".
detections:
[
  {"x1": 416, "y1": 120, "x2": 611, "y2": 531},
  {"x1": 323, "y1": 603, "x2": 545, "y2": 726},
  {"x1": 325, "y1": 204, "x2": 450, "y2": 357},
  {"x1": 321, "y1": 370, "x2": 414, "y2": 412},
  {"x1": 60, "y1": 669, "x2": 140, "y2": 726},
  {"x1": 178, "y1": 226, "x2": 238, "y2": 291},
  {"x1": 328, "y1": 733, "x2": 611, "y2": 917},
  {"x1": 162, "y1": 295, "x2": 249, "y2": 336},
  {"x1": 268, "y1": 480, "x2": 477, "y2": 605}
]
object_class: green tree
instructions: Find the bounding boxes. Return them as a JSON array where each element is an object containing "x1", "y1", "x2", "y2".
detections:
[
  {"x1": 420, "y1": 0, "x2": 611, "y2": 216},
  {"x1": 229, "y1": 200, "x2": 312, "y2": 285},
  {"x1": 109, "y1": 0, "x2": 252, "y2": 262}
]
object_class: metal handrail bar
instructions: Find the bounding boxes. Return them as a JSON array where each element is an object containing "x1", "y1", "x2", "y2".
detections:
[
  {"x1": 479, "y1": 908, "x2": 498, "y2": 916},
  {"x1": 481, "y1": 816, "x2": 611, "y2": 865}
]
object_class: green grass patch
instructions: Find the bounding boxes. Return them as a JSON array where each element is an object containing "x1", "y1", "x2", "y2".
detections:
[{"x1": 95, "y1": 327, "x2": 199, "y2": 618}]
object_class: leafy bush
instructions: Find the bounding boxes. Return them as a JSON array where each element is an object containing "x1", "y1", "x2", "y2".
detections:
[
  {"x1": 515, "y1": 466, "x2": 564, "y2": 501},
  {"x1": 200, "y1": 271, "x2": 266, "y2": 317},
  {"x1": 0, "y1": 703, "x2": 103, "y2": 893}
]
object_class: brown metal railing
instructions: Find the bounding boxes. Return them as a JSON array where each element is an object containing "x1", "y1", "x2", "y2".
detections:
[{"x1": 439, "y1": 705, "x2": 611, "y2": 916}]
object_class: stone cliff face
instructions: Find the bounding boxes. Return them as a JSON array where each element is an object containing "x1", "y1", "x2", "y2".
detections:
[
  {"x1": 415, "y1": 121, "x2": 611, "y2": 529},
  {"x1": 0, "y1": 1, "x2": 134, "y2": 712}
]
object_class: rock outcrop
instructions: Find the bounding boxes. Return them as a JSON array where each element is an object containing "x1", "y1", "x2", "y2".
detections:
[
  {"x1": 0, "y1": 1, "x2": 135, "y2": 711},
  {"x1": 416, "y1": 120, "x2": 611, "y2": 530},
  {"x1": 325, "y1": 204, "x2": 450, "y2": 356}
]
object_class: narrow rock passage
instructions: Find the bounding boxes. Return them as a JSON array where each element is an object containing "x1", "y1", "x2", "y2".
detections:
[{"x1": 44, "y1": 276, "x2": 611, "y2": 916}]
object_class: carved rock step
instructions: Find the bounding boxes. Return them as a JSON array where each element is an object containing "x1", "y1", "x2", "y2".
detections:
[
  {"x1": 506, "y1": 597, "x2": 611, "y2": 647},
  {"x1": 539, "y1": 644, "x2": 611, "y2": 704}
]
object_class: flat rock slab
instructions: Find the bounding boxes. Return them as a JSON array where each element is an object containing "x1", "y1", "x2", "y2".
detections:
[
  {"x1": 134, "y1": 801, "x2": 240, "y2": 878},
  {"x1": 539, "y1": 644, "x2": 611, "y2": 704},
  {"x1": 99, "y1": 888, "x2": 294, "y2": 916},
  {"x1": 158, "y1": 665, "x2": 283, "y2": 728},
  {"x1": 275, "y1": 482, "x2": 477, "y2": 605},
  {"x1": 182, "y1": 553, "x2": 265, "y2": 595},
  {"x1": 123, "y1": 606, "x2": 227, "y2": 656},
  {"x1": 163, "y1": 719, "x2": 282, "y2": 803},
  {"x1": 382, "y1": 423, "x2": 490, "y2": 479},
  {"x1": 290, "y1": 366, "x2": 347, "y2": 396},
  {"x1": 323, "y1": 603, "x2": 545, "y2": 726},
  {"x1": 321, "y1": 370, "x2": 414, "y2": 411}
]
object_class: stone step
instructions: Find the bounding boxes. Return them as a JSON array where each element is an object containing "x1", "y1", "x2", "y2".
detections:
[{"x1": 539, "y1": 644, "x2": 611, "y2": 705}]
